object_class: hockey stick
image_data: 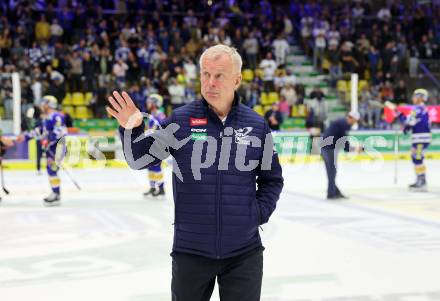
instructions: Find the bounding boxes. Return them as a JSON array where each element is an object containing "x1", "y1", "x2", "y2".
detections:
[
  {"x1": 0, "y1": 158, "x2": 10, "y2": 195},
  {"x1": 45, "y1": 148, "x2": 82, "y2": 191}
]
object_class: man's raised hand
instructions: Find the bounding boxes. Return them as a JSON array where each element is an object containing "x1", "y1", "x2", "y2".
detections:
[{"x1": 106, "y1": 91, "x2": 143, "y2": 129}]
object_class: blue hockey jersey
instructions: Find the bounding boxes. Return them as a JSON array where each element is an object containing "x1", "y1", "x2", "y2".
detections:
[
  {"x1": 147, "y1": 110, "x2": 166, "y2": 130},
  {"x1": 26, "y1": 111, "x2": 67, "y2": 144},
  {"x1": 399, "y1": 105, "x2": 431, "y2": 144}
]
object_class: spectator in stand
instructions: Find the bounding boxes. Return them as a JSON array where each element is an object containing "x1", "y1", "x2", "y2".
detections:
[
  {"x1": 377, "y1": 6, "x2": 392, "y2": 24},
  {"x1": 113, "y1": 58, "x2": 128, "y2": 89},
  {"x1": 312, "y1": 20, "x2": 327, "y2": 71},
  {"x1": 259, "y1": 52, "x2": 277, "y2": 92},
  {"x1": 265, "y1": 102, "x2": 284, "y2": 131},
  {"x1": 340, "y1": 41, "x2": 358, "y2": 75},
  {"x1": 380, "y1": 81, "x2": 394, "y2": 103},
  {"x1": 50, "y1": 18, "x2": 63, "y2": 44},
  {"x1": 68, "y1": 49, "x2": 83, "y2": 92},
  {"x1": 393, "y1": 79, "x2": 408, "y2": 104},
  {"x1": 168, "y1": 77, "x2": 185, "y2": 110},
  {"x1": 272, "y1": 33, "x2": 290, "y2": 67},
  {"x1": 129, "y1": 83, "x2": 144, "y2": 112},
  {"x1": 300, "y1": 12, "x2": 314, "y2": 56},
  {"x1": 82, "y1": 51, "x2": 98, "y2": 92},
  {"x1": 35, "y1": 15, "x2": 51, "y2": 43},
  {"x1": 367, "y1": 44, "x2": 380, "y2": 83},
  {"x1": 326, "y1": 23, "x2": 340, "y2": 48},
  {"x1": 278, "y1": 96, "x2": 291, "y2": 119},
  {"x1": 183, "y1": 57, "x2": 197, "y2": 84},
  {"x1": 243, "y1": 31, "x2": 259, "y2": 70},
  {"x1": 309, "y1": 86, "x2": 327, "y2": 131},
  {"x1": 0, "y1": 1, "x2": 439, "y2": 128},
  {"x1": 280, "y1": 83, "x2": 297, "y2": 107},
  {"x1": 326, "y1": 41, "x2": 341, "y2": 87},
  {"x1": 359, "y1": 85, "x2": 373, "y2": 128}
]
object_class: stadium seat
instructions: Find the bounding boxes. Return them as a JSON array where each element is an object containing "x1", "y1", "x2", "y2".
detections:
[
  {"x1": 254, "y1": 69, "x2": 264, "y2": 79},
  {"x1": 253, "y1": 105, "x2": 264, "y2": 116},
  {"x1": 268, "y1": 92, "x2": 279, "y2": 104},
  {"x1": 0, "y1": 106, "x2": 4, "y2": 118},
  {"x1": 63, "y1": 106, "x2": 75, "y2": 118},
  {"x1": 263, "y1": 105, "x2": 271, "y2": 114},
  {"x1": 72, "y1": 92, "x2": 85, "y2": 106},
  {"x1": 75, "y1": 106, "x2": 89, "y2": 119},
  {"x1": 242, "y1": 69, "x2": 254, "y2": 82},
  {"x1": 358, "y1": 80, "x2": 368, "y2": 92},
  {"x1": 177, "y1": 74, "x2": 186, "y2": 85},
  {"x1": 297, "y1": 104, "x2": 307, "y2": 117},
  {"x1": 291, "y1": 105, "x2": 298, "y2": 117},
  {"x1": 337, "y1": 80, "x2": 348, "y2": 93},
  {"x1": 84, "y1": 92, "x2": 93, "y2": 105},
  {"x1": 364, "y1": 69, "x2": 370, "y2": 80},
  {"x1": 322, "y1": 58, "x2": 330, "y2": 71},
  {"x1": 52, "y1": 58, "x2": 59, "y2": 68},
  {"x1": 260, "y1": 92, "x2": 268, "y2": 105},
  {"x1": 291, "y1": 105, "x2": 308, "y2": 117},
  {"x1": 63, "y1": 93, "x2": 72, "y2": 105}
]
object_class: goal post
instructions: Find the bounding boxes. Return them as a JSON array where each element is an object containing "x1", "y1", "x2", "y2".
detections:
[{"x1": 0, "y1": 72, "x2": 21, "y2": 135}]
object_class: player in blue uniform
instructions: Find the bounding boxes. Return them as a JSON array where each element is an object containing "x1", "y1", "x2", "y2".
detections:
[
  {"x1": 398, "y1": 89, "x2": 431, "y2": 191},
  {"x1": 0, "y1": 128, "x2": 17, "y2": 202},
  {"x1": 143, "y1": 94, "x2": 167, "y2": 198},
  {"x1": 23, "y1": 95, "x2": 67, "y2": 205}
]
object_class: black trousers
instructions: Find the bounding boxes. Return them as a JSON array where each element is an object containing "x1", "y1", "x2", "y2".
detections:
[
  {"x1": 171, "y1": 246, "x2": 264, "y2": 301},
  {"x1": 321, "y1": 148, "x2": 341, "y2": 197}
]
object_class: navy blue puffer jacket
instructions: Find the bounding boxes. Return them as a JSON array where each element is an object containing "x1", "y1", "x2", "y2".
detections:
[{"x1": 119, "y1": 94, "x2": 283, "y2": 259}]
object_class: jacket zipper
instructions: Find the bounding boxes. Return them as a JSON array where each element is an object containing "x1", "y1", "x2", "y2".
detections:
[
  {"x1": 215, "y1": 114, "x2": 224, "y2": 259},
  {"x1": 211, "y1": 106, "x2": 234, "y2": 259}
]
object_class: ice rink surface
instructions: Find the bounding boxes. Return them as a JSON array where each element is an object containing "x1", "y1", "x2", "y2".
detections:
[{"x1": 1, "y1": 160, "x2": 440, "y2": 301}]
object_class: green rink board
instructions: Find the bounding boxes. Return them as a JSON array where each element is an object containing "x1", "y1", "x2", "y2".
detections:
[
  {"x1": 25, "y1": 130, "x2": 440, "y2": 165},
  {"x1": 273, "y1": 130, "x2": 440, "y2": 155}
]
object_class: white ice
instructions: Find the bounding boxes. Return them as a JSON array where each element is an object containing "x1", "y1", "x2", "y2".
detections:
[{"x1": 1, "y1": 160, "x2": 440, "y2": 301}]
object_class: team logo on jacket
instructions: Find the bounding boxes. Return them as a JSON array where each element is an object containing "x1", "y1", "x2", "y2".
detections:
[
  {"x1": 234, "y1": 127, "x2": 253, "y2": 145},
  {"x1": 190, "y1": 117, "x2": 208, "y2": 126}
]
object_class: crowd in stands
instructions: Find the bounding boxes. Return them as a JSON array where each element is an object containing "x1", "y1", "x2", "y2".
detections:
[
  {"x1": 0, "y1": 0, "x2": 439, "y2": 131},
  {"x1": 301, "y1": 0, "x2": 440, "y2": 128}
]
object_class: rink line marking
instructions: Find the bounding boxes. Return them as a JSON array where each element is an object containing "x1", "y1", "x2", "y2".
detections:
[
  {"x1": 341, "y1": 188, "x2": 440, "y2": 222},
  {"x1": 283, "y1": 190, "x2": 440, "y2": 229},
  {"x1": 347, "y1": 193, "x2": 440, "y2": 221}
]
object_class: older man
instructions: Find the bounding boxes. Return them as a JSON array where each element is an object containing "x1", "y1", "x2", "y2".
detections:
[{"x1": 107, "y1": 45, "x2": 283, "y2": 301}]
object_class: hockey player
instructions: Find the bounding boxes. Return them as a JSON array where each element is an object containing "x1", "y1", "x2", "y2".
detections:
[
  {"x1": 143, "y1": 94, "x2": 166, "y2": 198},
  {"x1": 399, "y1": 89, "x2": 431, "y2": 191},
  {"x1": 0, "y1": 129, "x2": 16, "y2": 202},
  {"x1": 40, "y1": 95, "x2": 67, "y2": 204},
  {"x1": 22, "y1": 95, "x2": 67, "y2": 205}
]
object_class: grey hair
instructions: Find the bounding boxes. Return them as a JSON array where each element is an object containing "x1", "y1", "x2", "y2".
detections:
[{"x1": 199, "y1": 44, "x2": 243, "y2": 74}]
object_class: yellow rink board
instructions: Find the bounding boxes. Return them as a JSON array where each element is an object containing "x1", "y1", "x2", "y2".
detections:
[{"x1": 3, "y1": 152, "x2": 440, "y2": 170}]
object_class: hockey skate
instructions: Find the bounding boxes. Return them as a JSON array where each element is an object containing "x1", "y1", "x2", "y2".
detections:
[
  {"x1": 44, "y1": 192, "x2": 61, "y2": 206},
  {"x1": 409, "y1": 175, "x2": 427, "y2": 192},
  {"x1": 152, "y1": 187, "x2": 165, "y2": 198},
  {"x1": 143, "y1": 187, "x2": 156, "y2": 198}
]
